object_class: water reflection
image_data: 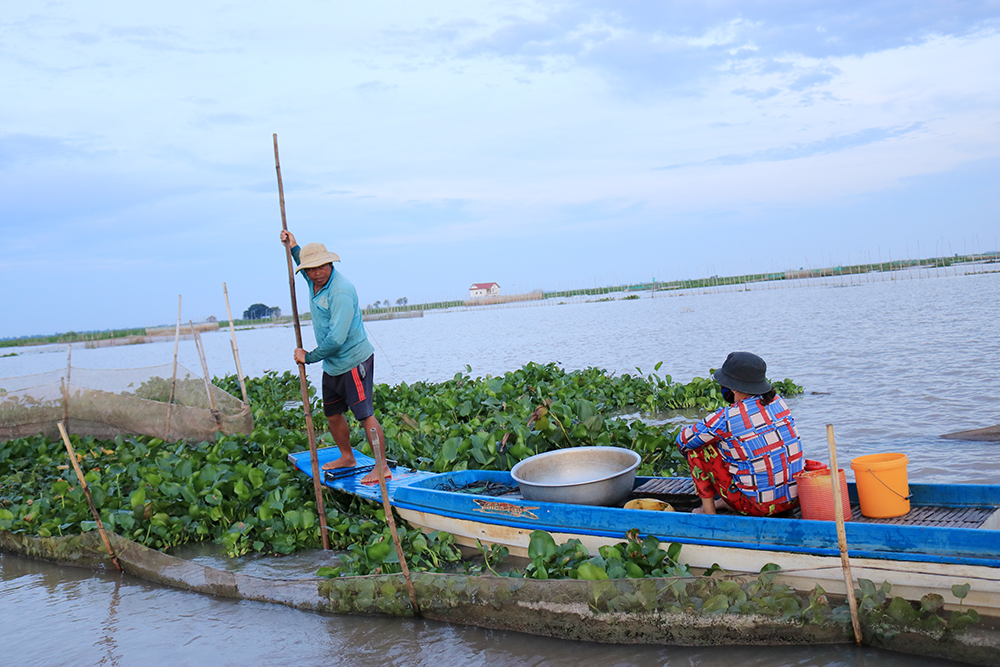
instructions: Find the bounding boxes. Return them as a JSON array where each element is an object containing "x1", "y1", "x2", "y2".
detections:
[{"x1": 97, "y1": 575, "x2": 121, "y2": 667}]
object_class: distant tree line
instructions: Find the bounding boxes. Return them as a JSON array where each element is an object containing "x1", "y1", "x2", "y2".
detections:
[
  {"x1": 242, "y1": 303, "x2": 282, "y2": 320},
  {"x1": 365, "y1": 297, "x2": 408, "y2": 309}
]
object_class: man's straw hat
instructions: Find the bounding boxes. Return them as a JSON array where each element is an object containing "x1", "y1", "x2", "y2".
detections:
[{"x1": 295, "y1": 243, "x2": 341, "y2": 272}]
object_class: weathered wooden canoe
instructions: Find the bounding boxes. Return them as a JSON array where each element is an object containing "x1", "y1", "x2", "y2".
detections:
[{"x1": 290, "y1": 447, "x2": 1000, "y2": 618}]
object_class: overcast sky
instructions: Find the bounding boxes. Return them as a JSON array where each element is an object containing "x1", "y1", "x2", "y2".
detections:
[{"x1": 3, "y1": 1, "x2": 999, "y2": 338}]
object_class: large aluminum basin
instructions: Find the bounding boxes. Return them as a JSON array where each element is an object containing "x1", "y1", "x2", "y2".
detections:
[{"x1": 510, "y1": 446, "x2": 641, "y2": 506}]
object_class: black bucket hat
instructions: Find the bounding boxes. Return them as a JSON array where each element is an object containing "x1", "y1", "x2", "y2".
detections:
[{"x1": 713, "y1": 351, "x2": 772, "y2": 395}]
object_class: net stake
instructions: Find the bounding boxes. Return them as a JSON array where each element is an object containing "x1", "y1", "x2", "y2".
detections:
[
  {"x1": 190, "y1": 320, "x2": 221, "y2": 429},
  {"x1": 371, "y1": 426, "x2": 420, "y2": 616},
  {"x1": 57, "y1": 421, "x2": 123, "y2": 573},
  {"x1": 222, "y1": 282, "x2": 249, "y2": 406},
  {"x1": 827, "y1": 424, "x2": 863, "y2": 644},
  {"x1": 165, "y1": 295, "x2": 181, "y2": 439}
]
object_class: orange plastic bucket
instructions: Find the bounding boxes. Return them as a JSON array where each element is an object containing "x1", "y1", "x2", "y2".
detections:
[
  {"x1": 795, "y1": 468, "x2": 851, "y2": 521},
  {"x1": 850, "y1": 453, "x2": 910, "y2": 518}
]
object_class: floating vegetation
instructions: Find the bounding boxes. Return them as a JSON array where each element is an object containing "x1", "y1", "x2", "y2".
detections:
[{"x1": 1, "y1": 363, "x2": 801, "y2": 562}]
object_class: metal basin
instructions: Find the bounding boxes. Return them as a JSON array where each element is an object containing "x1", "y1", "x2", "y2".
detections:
[{"x1": 510, "y1": 446, "x2": 641, "y2": 506}]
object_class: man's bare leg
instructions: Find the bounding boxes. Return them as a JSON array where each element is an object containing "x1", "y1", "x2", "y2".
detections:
[
  {"x1": 359, "y1": 415, "x2": 389, "y2": 484},
  {"x1": 321, "y1": 413, "x2": 357, "y2": 470}
]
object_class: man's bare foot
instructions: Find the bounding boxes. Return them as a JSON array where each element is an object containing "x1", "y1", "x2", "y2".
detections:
[
  {"x1": 360, "y1": 468, "x2": 392, "y2": 485},
  {"x1": 322, "y1": 454, "x2": 357, "y2": 471}
]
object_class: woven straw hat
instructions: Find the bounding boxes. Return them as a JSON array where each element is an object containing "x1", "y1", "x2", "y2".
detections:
[{"x1": 295, "y1": 243, "x2": 341, "y2": 272}]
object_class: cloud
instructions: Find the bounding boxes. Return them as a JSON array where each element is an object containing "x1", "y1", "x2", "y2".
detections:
[
  {"x1": 413, "y1": 2, "x2": 1000, "y2": 95},
  {"x1": 355, "y1": 80, "x2": 399, "y2": 93},
  {"x1": 0, "y1": 133, "x2": 110, "y2": 168},
  {"x1": 732, "y1": 86, "x2": 781, "y2": 100},
  {"x1": 198, "y1": 113, "x2": 252, "y2": 126},
  {"x1": 656, "y1": 123, "x2": 926, "y2": 170},
  {"x1": 788, "y1": 66, "x2": 841, "y2": 91}
]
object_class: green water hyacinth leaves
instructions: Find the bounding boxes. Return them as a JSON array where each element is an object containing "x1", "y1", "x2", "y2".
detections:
[{"x1": 2, "y1": 364, "x2": 801, "y2": 562}]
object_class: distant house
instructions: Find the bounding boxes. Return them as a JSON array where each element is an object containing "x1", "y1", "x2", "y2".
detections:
[
  {"x1": 206, "y1": 315, "x2": 218, "y2": 323},
  {"x1": 469, "y1": 282, "x2": 501, "y2": 298}
]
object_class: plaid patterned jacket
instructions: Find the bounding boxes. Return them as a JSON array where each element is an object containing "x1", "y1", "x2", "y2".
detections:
[{"x1": 675, "y1": 395, "x2": 804, "y2": 503}]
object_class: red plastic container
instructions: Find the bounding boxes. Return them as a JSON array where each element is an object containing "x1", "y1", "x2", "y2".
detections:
[
  {"x1": 795, "y1": 468, "x2": 851, "y2": 521},
  {"x1": 804, "y1": 459, "x2": 828, "y2": 472}
]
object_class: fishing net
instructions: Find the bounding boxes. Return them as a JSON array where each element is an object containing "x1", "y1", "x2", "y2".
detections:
[{"x1": 0, "y1": 363, "x2": 252, "y2": 442}]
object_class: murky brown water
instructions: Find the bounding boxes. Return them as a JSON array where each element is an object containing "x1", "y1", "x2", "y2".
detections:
[{"x1": 2, "y1": 269, "x2": 996, "y2": 666}]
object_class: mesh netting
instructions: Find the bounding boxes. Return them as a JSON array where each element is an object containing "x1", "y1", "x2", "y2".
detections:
[{"x1": 0, "y1": 364, "x2": 252, "y2": 442}]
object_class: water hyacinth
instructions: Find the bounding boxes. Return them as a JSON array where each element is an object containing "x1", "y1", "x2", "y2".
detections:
[{"x1": 1, "y1": 362, "x2": 802, "y2": 563}]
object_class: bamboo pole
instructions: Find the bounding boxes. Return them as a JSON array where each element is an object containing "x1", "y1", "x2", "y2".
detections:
[
  {"x1": 62, "y1": 345, "x2": 72, "y2": 423},
  {"x1": 190, "y1": 320, "x2": 221, "y2": 430},
  {"x1": 827, "y1": 424, "x2": 863, "y2": 644},
  {"x1": 57, "y1": 421, "x2": 123, "y2": 573},
  {"x1": 274, "y1": 132, "x2": 330, "y2": 550},
  {"x1": 165, "y1": 296, "x2": 182, "y2": 437},
  {"x1": 370, "y1": 426, "x2": 420, "y2": 615},
  {"x1": 222, "y1": 282, "x2": 249, "y2": 405}
]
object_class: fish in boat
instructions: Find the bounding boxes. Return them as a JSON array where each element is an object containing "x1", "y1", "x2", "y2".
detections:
[{"x1": 289, "y1": 446, "x2": 1000, "y2": 618}]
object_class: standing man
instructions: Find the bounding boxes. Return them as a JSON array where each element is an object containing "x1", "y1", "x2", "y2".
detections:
[{"x1": 280, "y1": 230, "x2": 388, "y2": 484}]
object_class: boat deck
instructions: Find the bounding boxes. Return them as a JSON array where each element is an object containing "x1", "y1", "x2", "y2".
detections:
[{"x1": 633, "y1": 478, "x2": 997, "y2": 528}]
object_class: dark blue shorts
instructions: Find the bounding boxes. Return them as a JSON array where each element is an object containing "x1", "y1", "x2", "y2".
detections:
[{"x1": 322, "y1": 355, "x2": 375, "y2": 421}]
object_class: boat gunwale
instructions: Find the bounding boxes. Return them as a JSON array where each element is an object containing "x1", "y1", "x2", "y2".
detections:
[{"x1": 388, "y1": 470, "x2": 1000, "y2": 567}]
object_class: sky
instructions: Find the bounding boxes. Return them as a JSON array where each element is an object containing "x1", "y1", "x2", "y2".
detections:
[{"x1": 2, "y1": 1, "x2": 999, "y2": 338}]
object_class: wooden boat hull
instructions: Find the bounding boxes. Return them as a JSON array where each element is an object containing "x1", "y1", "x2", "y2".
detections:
[
  {"x1": 290, "y1": 448, "x2": 1000, "y2": 617},
  {"x1": 394, "y1": 507, "x2": 1000, "y2": 615}
]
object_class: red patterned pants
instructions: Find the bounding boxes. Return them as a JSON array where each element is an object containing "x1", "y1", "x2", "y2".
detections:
[{"x1": 685, "y1": 443, "x2": 798, "y2": 517}]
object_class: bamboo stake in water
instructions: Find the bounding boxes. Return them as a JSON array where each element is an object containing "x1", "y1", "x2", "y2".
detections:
[
  {"x1": 827, "y1": 424, "x2": 863, "y2": 644},
  {"x1": 165, "y1": 296, "x2": 182, "y2": 438},
  {"x1": 62, "y1": 345, "x2": 72, "y2": 423},
  {"x1": 58, "y1": 421, "x2": 123, "y2": 573},
  {"x1": 190, "y1": 320, "x2": 221, "y2": 430},
  {"x1": 222, "y1": 282, "x2": 249, "y2": 405},
  {"x1": 370, "y1": 427, "x2": 420, "y2": 616},
  {"x1": 274, "y1": 132, "x2": 329, "y2": 550}
]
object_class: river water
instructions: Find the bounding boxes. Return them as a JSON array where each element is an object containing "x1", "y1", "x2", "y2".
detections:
[{"x1": 2, "y1": 269, "x2": 997, "y2": 666}]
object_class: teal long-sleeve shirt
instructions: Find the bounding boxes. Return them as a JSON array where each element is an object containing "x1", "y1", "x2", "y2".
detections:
[{"x1": 291, "y1": 245, "x2": 375, "y2": 376}]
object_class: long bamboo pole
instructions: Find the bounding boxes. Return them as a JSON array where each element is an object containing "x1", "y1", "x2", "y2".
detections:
[
  {"x1": 827, "y1": 424, "x2": 863, "y2": 644},
  {"x1": 222, "y1": 282, "x2": 249, "y2": 405},
  {"x1": 57, "y1": 421, "x2": 123, "y2": 573},
  {"x1": 370, "y1": 426, "x2": 419, "y2": 615},
  {"x1": 274, "y1": 133, "x2": 330, "y2": 550}
]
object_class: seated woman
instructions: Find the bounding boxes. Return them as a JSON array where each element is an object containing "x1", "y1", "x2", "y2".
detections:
[{"x1": 675, "y1": 351, "x2": 803, "y2": 516}]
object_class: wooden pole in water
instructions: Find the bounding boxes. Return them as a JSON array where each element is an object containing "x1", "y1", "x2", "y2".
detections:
[
  {"x1": 273, "y1": 133, "x2": 329, "y2": 550},
  {"x1": 371, "y1": 426, "x2": 420, "y2": 615},
  {"x1": 190, "y1": 321, "x2": 221, "y2": 430},
  {"x1": 222, "y1": 282, "x2": 249, "y2": 405},
  {"x1": 57, "y1": 421, "x2": 123, "y2": 573},
  {"x1": 827, "y1": 424, "x2": 863, "y2": 644},
  {"x1": 165, "y1": 296, "x2": 182, "y2": 438},
  {"x1": 62, "y1": 345, "x2": 72, "y2": 423}
]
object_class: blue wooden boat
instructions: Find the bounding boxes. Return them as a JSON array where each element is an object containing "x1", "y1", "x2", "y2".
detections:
[{"x1": 290, "y1": 447, "x2": 1000, "y2": 617}]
